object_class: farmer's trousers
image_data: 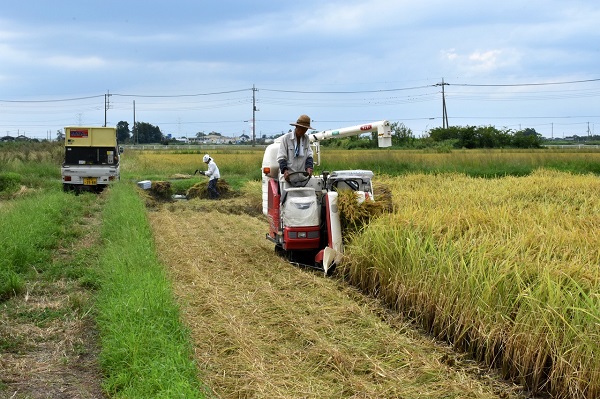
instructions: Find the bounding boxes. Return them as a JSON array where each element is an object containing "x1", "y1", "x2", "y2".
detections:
[{"x1": 208, "y1": 178, "x2": 220, "y2": 199}]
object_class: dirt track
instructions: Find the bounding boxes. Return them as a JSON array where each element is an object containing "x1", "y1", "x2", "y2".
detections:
[{"x1": 149, "y1": 203, "x2": 526, "y2": 399}]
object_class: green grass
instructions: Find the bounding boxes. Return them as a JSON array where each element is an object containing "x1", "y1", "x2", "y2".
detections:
[
  {"x1": 95, "y1": 182, "x2": 207, "y2": 398},
  {"x1": 0, "y1": 188, "x2": 91, "y2": 299},
  {"x1": 0, "y1": 140, "x2": 63, "y2": 190},
  {"x1": 1, "y1": 142, "x2": 211, "y2": 397}
]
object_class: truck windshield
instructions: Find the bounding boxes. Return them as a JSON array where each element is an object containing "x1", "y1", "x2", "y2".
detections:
[{"x1": 64, "y1": 147, "x2": 118, "y2": 165}]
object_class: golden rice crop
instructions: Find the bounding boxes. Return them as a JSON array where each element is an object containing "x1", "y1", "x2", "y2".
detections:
[
  {"x1": 341, "y1": 169, "x2": 600, "y2": 399},
  {"x1": 337, "y1": 190, "x2": 389, "y2": 238},
  {"x1": 121, "y1": 150, "x2": 263, "y2": 179}
]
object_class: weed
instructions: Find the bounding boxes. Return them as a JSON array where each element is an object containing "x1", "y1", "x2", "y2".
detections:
[{"x1": 0, "y1": 270, "x2": 24, "y2": 300}]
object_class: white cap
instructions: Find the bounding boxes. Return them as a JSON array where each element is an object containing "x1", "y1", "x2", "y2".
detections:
[{"x1": 202, "y1": 154, "x2": 210, "y2": 163}]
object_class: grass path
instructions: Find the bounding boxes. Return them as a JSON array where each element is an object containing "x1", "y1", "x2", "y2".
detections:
[
  {"x1": 149, "y1": 204, "x2": 526, "y2": 399},
  {"x1": 0, "y1": 190, "x2": 105, "y2": 399}
]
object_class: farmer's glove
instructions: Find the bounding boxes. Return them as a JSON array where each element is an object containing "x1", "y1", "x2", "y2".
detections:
[{"x1": 200, "y1": 171, "x2": 206, "y2": 175}]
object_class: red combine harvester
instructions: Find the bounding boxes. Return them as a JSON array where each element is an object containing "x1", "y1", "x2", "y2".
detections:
[{"x1": 261, "y1": 120, "x2": 392, "y2": 274}]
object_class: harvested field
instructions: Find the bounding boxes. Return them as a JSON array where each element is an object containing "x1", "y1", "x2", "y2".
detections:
[{"x1": 148, "y1": 199, "x2": 527, "y2": 398}]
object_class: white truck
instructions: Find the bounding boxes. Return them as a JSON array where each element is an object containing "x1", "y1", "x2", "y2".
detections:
[
  {"x1": 61, "y1": 126, "x2": 122, "y2": 192},
  {"x1": 261, "y1": 120, "x2": 392, "y2": 274}
]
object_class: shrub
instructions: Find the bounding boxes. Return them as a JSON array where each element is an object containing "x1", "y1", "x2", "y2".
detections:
[{"x1": 0, "y1": 172, "x2": 21, "y2": 192}]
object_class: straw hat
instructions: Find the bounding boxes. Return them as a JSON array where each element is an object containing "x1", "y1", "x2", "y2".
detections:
[{"x1": 290, "y1": 114, "x2": 313, "y2": 130}]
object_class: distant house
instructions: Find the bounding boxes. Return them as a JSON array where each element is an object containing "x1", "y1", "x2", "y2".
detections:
[
  {"x1": 1, "y1": 135, "x2": 31, "y2": 142},
  {"x1": 203, "y1": 134, "x2": 227, "y2": 144},
  {"x1": 184, "y1": 133, "x2": 260, "y2": 145}
]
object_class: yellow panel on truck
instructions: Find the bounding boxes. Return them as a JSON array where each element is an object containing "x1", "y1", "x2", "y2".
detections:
[{"x1": 65, "y1": 126, "x2": 117, "y2": 147}]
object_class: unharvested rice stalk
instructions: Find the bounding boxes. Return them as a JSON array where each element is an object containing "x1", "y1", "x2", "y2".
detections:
[
  {"x1": 341, "y1": 170, "x2": 600, "y2": 399},
  {"x1": 337, "y1": 188, "x2": 389, "y2": 238}
]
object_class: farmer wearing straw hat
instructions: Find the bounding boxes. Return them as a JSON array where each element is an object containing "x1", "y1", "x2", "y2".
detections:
[{"x1": 277, "y1": 114, "x2": 314, "y2": 183}]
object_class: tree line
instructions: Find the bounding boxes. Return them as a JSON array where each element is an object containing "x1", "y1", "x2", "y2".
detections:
[
  {"x1": 321, "y1": 122, "x2": 544, "y2": 149},
  {"x1": 117, "y1": 121, "x2": 162, "y2": 144}
]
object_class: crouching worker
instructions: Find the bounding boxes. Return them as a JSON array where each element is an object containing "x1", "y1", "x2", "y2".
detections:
[{"x1": 195, "y1": 154, "x2": 221, "y2": 199}]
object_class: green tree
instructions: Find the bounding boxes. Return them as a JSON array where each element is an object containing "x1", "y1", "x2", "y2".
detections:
[
  {"x1": 116, "y1": 121, "x2": 130, "y2": 143},
  {"x1": 476, "y1": 126, "x2": 497, "y2": 148},
  {"x1": 134, "y1": 122, "x2": 163, "y2": 144},
  {"x1": 428, "y1": 125, "x2": 521, "y2": 149},
  {"x1": 390, "y1": 122, "x2": 414, "y2": 147},
  {"x1": 496, "y1": 127, "x2": 513, "y2": 148},
  {"x1": 429, "y1": 126, "x2": 462, "y2": 142},
  {"x1": 456, "y1": 126, "x2": 478, "y2": 148},
  {"x1": 512, "y1": 128, "x2": 543, "y2": 148}
]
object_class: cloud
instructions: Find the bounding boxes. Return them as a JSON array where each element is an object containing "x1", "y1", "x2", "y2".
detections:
[
  {"x1": 441, "y1": 47, "x2": 521, "y2": 76},
  {"x1": 0, "y1": 43, "x2": 25, "y2": 63},
  {"x1": 442, "y1": 49, "x2": 459, "y2": 61},
  {"x1": 468, "y1": 50, "x2": 503, "y2": 71},
  {"x1": 0, "y1": 41, "x2": 107, "y2": 71},
  {"x1": 43, "y1": 55, "x2": 108, "y2": 69}
]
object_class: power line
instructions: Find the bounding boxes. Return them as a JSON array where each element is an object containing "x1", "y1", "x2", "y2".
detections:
[
  {"x1": 261, "y1": 85, "x2": 433, "y2": 94},
  {"x1": 2, "y1": 78, "x2": 599, "y2": 103},
  {"x1": 0, "y1": 95, "x2": 104, "y2": 103},
  {"x1": 112, "y1": 89, "x2": 250, "y2": 98},
  {"x1": 451, "y1": 78, "x2": 600, "y2": 87},
  {"x1": 2, "y1": 78, "x2": 599, "y2": 138}
]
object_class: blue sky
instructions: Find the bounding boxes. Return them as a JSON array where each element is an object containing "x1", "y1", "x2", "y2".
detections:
[{"x1": 1, "y1": 0, "x2": 599, "y2": 140}]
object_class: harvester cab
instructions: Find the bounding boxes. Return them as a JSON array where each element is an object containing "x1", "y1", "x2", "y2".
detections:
[{"x1": 262, "y1": 120, "x2": 392, "y2": 274}]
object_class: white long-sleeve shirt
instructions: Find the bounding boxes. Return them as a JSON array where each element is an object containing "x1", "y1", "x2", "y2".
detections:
[{"x1": 205, "y1": 159, "x2": 220, "y2": 180}]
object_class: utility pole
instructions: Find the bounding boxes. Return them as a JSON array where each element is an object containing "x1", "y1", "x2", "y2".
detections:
[
  {"x1": 252, "y1": 85, "x2": 258, "y2": 147},
  {"x1": 104, "y1": 90, "x2": 111, "y2": 127},
  {"x1": 133, "y1": 100, "x2": 137, "y2": 144},
  {"x1": 436, "y1": 79, "x2": 449, "y2": 129},
  {"x1": 587, "y1": 122, "x2": 591, "y2": 138}
]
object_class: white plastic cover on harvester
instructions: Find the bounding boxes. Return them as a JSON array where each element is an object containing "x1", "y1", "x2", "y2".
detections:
[{"x1": 282, "y1": 187, "x2": 319, "y2": 227}]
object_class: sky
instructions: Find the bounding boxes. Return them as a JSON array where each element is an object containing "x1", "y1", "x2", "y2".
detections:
[{"x1": 1, "y1": 0, "x2": 599, "y2": 140}]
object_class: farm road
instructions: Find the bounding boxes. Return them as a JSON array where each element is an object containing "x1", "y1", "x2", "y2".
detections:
[{"x1": 149, "y1": 205, "x2": 523, "y2": 399}]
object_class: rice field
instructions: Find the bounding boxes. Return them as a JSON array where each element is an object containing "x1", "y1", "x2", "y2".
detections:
[
  {"x1": 120, "y1": 149, "x2": 264, "y2": 183},
  {"x1": 120, "y1": 146, "x2": 600, "y2": 182},
  {"x1": 119, "y1": 147, "x2": 600, "y2": 397},
  {"x1": 341, "y1": 170, "x2": 600, "y2": 399},
  {"x1": 4, "y1": 142, "x2": 598, "y2": 397}
]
